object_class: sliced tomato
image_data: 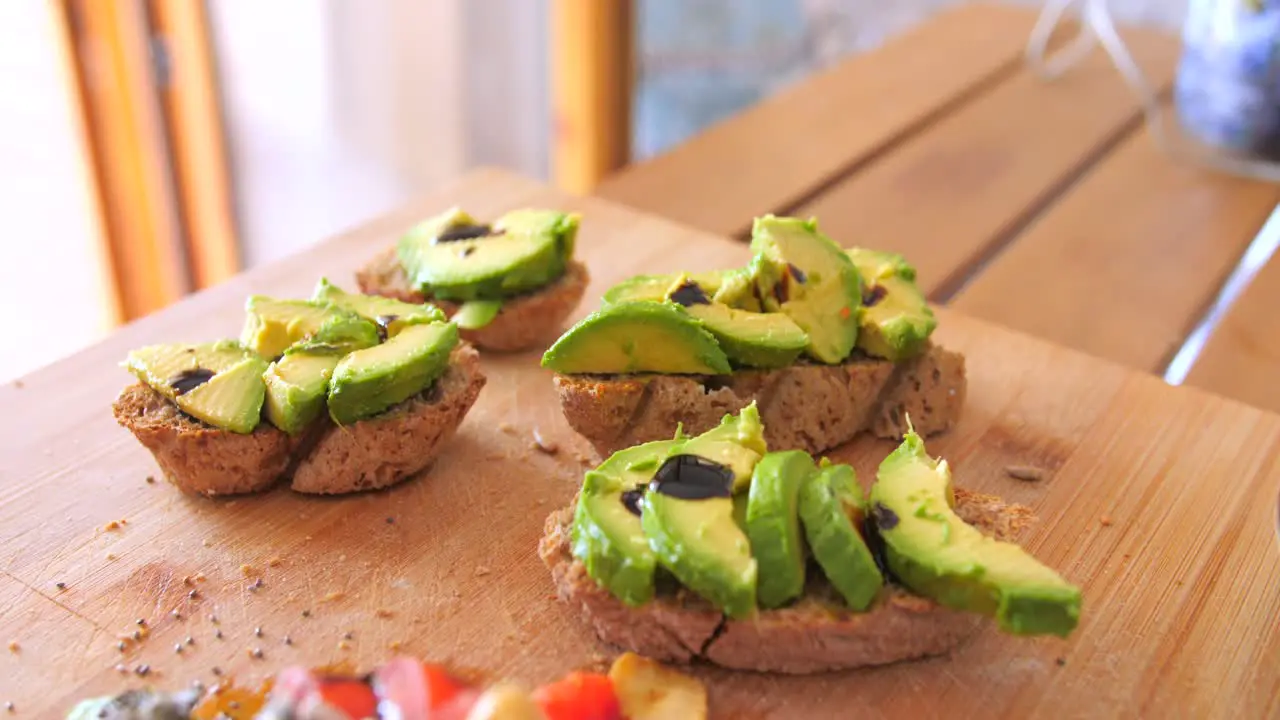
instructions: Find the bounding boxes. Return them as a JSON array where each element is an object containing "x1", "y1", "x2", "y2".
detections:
[
  {"x1": 315, "y1": 677, "x2": 379, "y2": 719},
  {"x1": 532, "y1": 672, "x2": 621, "y2": 720},
  {"x1": 373, "y1": 657, "x2": 477, "y2": 719}
]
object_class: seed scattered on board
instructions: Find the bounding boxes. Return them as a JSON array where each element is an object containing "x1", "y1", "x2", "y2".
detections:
[{"x1": 1004, "y1": 465, "x2": 1046, "y2": 482}]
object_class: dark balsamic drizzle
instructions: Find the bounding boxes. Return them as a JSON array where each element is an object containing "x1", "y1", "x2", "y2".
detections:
[
  {"x1": 374, "y1": 314, "x2": 398, "y2": 342},
  {"x1": 649, "y1": 454, "x2": 734, "y2": 500},
  {"x1": 169, "y1": 368, "x2": 215, "y2": 396},
  {"x1": 787, "y1": 263, "x2": 807, "y2": 284},
  {"x1": 772, "y1": 272, "x2": 790, "y2": 304},
  {"x1": 862, "y1": 514, "x2": 898, "y2": 583},
  {"x1": 434, "y1": 223, "x2": 496, "y2": 243},
  {"x1": 620, "y1": 488, "x2": 645, "y2": 517},
  {"x1": 669, "y1": 281, "x2": 710, "y2": 307},
  {"x1": 863, "y1": 284, "x2": 887, "y2": 307},
  {"x1": 872, "y1": 502, "x2": 900, "y2": 530}
]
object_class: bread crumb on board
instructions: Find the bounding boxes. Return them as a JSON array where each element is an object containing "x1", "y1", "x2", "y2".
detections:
[
  {"x1": 532, "y1": 429, "x2": 559, "y2": 455},
  {"x1": 1004, "y1": 465, "x2": 1046, "y2": 482},
  {"x1": 7, "y1": 641, "x2": 17, "y2": 654},
  {"x1": 1100, "y1": 515, "x2": 1114, "y2": 527}
]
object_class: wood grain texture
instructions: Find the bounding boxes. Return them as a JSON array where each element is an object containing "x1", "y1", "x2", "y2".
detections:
[
  {"x1": 2, "y1": 169, "x2": 1278, "y2": 718},
  {"x1": 1186, "y1": 248, "x2": 1280, "y2": 414},
  {"x1": 951, "y1": 130, "x2": 1280, "y2": 374},
  {"x1": 594, "y1": 3, "x2": 1037, "y2": 236},
  {"x1": 792, "y1": 26, "x2": 1179, "y2": 299}
]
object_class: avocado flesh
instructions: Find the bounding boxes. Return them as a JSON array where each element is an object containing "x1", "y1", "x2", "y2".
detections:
[
  {"x1": 680, "y1": 302, "x2": 808, "y2": 369},
  {"x1": 263, "y1": 351, "x2": 339, "y2": 435},
  {"x1": 746, "y1": 451, "x2": 813, "y2": 608},
  {"x1": 799, "y1": 463, "x2": 884, "y2": 611},
  {"x1": 572, "y1": 472, "x2": 658, "y2": 607},
  {"x1": 601, "y1": 271, "x2": 729, "y2": 306},
  {"x1": 397, "y1": 208, "x2": 578, "y2": 301},
  {"x1": 748, "y1": 216, "x2": 862, "y2": 364},
  {"x1": 591, "y1": 438, "x2": 683, "y2": 490},
  {"x1": 241, "y1": 296, "x2": 356, "y2": 359},
  {"x1": 870, "y1": 430, "x2": 1083, "y2": 637},
  {"x1": 452, "y1": 300, "x2": 503, "y2": 330},
  {"x1": 641, "y1": 490, "x2": 757, "y2": 619},
  {"x1": 312, "y1": 277, "x2": 445, "y2": 338},
  {"x1": 711, "y1": 268, "x2": 763, "y2": 312},
  {"x1": 674, "y1": 402, "x2": 766, "y2": 492},
  {"x1": 327, "y1": 322, "x2": 459, "y2": 425},
  {"x1": 124, "y1": 341, "x2": 267, "y2": 434},
  {"x1": 846, "y1": 249, "x2": 936, "y2": 361},
  {"x1": 540, "y1": 302, "x2": 731, "y2": 375}
]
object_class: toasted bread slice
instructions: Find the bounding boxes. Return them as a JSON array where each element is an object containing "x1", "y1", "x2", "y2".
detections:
[
  {"x1": 539, "y1": 488, "x2": 1033, "y2": 674},
  {"x1": 112, "y1": 382, "x2": 297, "y2": 496},
  {"x1": 291, "y1": 344, "x2": 486, "y2": 494},
  {"x1": 553, "y1": 343, "x2": 965, "y2": 458},
  {"x1": 356, "y1": 247, "x2": 590, "y2": 352},
  {"x1": 113, "y1": 345, "x2": 486, "y2": 496}
]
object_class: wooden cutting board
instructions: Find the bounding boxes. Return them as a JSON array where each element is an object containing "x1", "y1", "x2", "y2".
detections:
[{"x1": 2, "y1": 169, "x2": 1277, "y2": 718}]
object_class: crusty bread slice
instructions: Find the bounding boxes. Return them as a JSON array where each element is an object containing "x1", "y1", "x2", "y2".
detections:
[
  {"x1": 553, "y1": 343, "x2": 966, "y2": 458},
  {"x1": 112, "y1": 383, "x2": 298, "y2": 496},
  {"x1": 356, "y1": 247, "x2": 590, "y2": 352},
  {"x1": 539, "y1": 488, "x2": 1034, "y2": 674},
  {"x1": 291, "y1": 344, "x2": 486, "y2": 494},
  {"x1": 113, "y1": 345, "x2": 486, "y2": 497}
]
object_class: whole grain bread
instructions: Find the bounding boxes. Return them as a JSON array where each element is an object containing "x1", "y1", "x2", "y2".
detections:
[
  {"x1": 553, "y1": 343, "x2": 966, "y2": 458},
  {"x1": 113, "y1": 345, "x2": 486, "y2": 497},
  {"x1": 539, "y1": 488, "x2": 1034, "y2": 674},
  {"x1": 356, "y1": 247, "x2": 590, "y2": 352},
  {"x1": 291, "y1": 344, "x2": 486, "y2": 494}
]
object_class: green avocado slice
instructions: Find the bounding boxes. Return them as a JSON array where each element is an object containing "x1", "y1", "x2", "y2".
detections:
[
  {"x1": 124, "y1": 341, "x2": 268, "y2": 434},
  {"x1": 541, "y1": 301, "x2": 731, "y2": 375},
  {"x1": 452, "y1": 300, "x2": 503, "y2": 330},
  {"x1": 799, "y1": 461, "x2": 884, "y2": 611},
  {"x1": 312, "y1": 277, "x2": 445, "y2": 339},
  {"x1": 601, "y1": 270, "x2": 730, "y2": 306},
  {"x1": 571, "y1": 471, "x2": 658, "y2": 607},
  {"x1": 327, "y1": 321, "x2": 459, "y2": 424},
  {"x1": 748, "y1": 215, "x2": 862, "y2": 364},
  {"x1": 869, "y1": 428, "x2": 1082, "y2": 637},
  {"x1": 746, "y1": 450, "x2": 814, "y2": 608},
  {"x1": 396, "y1": 207, "x2": 578, "y2": 301},
  {"x1": 845, "y1": 248, "x2": 936, "y2": 361},
  {"x1": 263, "y1": 351, "x2": 339, "y2": 435},
  {"x1": 241, "y1": 296, "x2": 370, "y2": 359},
  {"x1": 675, "y1": 401, "x2": 766, "y2": 492}
]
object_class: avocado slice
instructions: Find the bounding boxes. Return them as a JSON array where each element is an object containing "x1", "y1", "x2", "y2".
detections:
[
  {"x1": 665, "y1": 275, "x2": 808, "y2": 369},
  {"x1": 452, "y1": 300, "x2": 503, "y2": 330},
  {"x1": 327, "y1": 321, "x2": 459, "y2": 424},
  {"x1": 396, "y1": 207, "x2": 579, "y2": 301},
  {"x1": 799, "y1": 461, "x2": 884, "y2": 611},
  {"x1": 240, "y1": 296, "x2": 372, "y2": 359},
  {"x1": 746, "y1": 450, "x2": 814, "y2": 608},
  {"x1": 124, "y1": 341, "x2": 268, "y2": 434},
  {"x1": 846, "y1": 248, "x2": 937, "y2": 361},
  {"x1": 675, "y1": 402, "x2": 766, "y2": 492},
  {"x1": 748, "y1": 216, "x2": 862, "y2": 364},
  {"x1": 710, "y1": 268, "x2": 764, "y2": 312},
  {"x1": 263, "y1": 350, "x2": 339, "y2": 435},
  {"x1": 869, "y1": 428, "x2": 1083, "y2": 637},
  {"x1": 572, "y1": 471, "x2": 660, "y2": 607},
  {"x1": 312, "y1": 277, "x2": 445, "y2": 339},
  {"x1": 641, "y1": 453, "x2": 757, "y2": 619},
  {"x1": 601, "y1": 270, "x2": 730, "y2": 306},
  {"x1": 541, "y1": 302, "x2": 732, "y2": 375}
]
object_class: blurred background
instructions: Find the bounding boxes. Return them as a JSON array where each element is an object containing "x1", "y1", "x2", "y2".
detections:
[{"x1": 0, "y1": 0, "x2": 1184, "y2": 382}]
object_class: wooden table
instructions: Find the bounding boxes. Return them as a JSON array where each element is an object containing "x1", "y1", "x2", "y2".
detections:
[
  {"x1": 596, "y1": 3, "x2": 1280, "y2": 418},
  {"x1": 2, "y1": 169, "x2": 1278, "y2": 718}
]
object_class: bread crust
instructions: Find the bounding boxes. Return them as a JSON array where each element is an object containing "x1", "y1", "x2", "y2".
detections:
[
  {"x1": 539, "y1": 489, "x2": 1034, "y2": 674},
  {"x1": 113, "y1": 345, "x2": 486, "y2": 497},
  {"x1": 291, "y1": 344, "x2": 487, "y2": 494},
  {"x1": 355, "y1": 247, "x2": 589, "y2": 352},
  {"x1": 553, "y1": 344, "x2": 966, "y2": 458}
]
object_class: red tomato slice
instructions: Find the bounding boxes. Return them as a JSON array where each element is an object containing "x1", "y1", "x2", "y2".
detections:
[
  {"x1": 372, "y1": 657, "x2": 477, "y2": 719},
  {"x1": 532, "y1": 672, "x2": 621, "y2": 720},
  {"x1": 315, "y1": 677, "x2": 379, "y2": 719}
]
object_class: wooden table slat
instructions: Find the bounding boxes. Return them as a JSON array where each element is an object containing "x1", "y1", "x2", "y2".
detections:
[
  {"x1": 1186, "y1": 236, "x2": 1280, "y2": 413},
  {"x1": 595, "y1": 3, "x2": 1037, "y2": 237},
  {"x1": 951, "y1": 130, "x2": 1280, "y2": 373},
  {"x1": 791, "y1": 25, "x2": 1180, "y2": 301}
]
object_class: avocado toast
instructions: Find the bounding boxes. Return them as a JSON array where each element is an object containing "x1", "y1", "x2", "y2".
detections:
[
  {"x1": 543, "y1": 214, "x2": 966, "y2": 458},
  {"x1": 356, "y1": 206, "x2": 590, "y2": 352},
  {"x1": 539, "y1": 404, "x2": 1081, "y2": 674},
  {"x1": 112, "y1": 279, "x2": 486, "y2": 496}
]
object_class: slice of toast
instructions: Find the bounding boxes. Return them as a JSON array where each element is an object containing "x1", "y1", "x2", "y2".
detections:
[
  {"x1": 113, "y1": 345, "x2": 487, "y2": 497},
  {"x1": 553, "y1": 343, "x2": 966, "y2": 458},
  {"x1": 356, "y1": 247, "x2": 590, "y2": 352},
  {"x1": 539, "y1": 488, "x2": 1034, "y2": 674}
]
